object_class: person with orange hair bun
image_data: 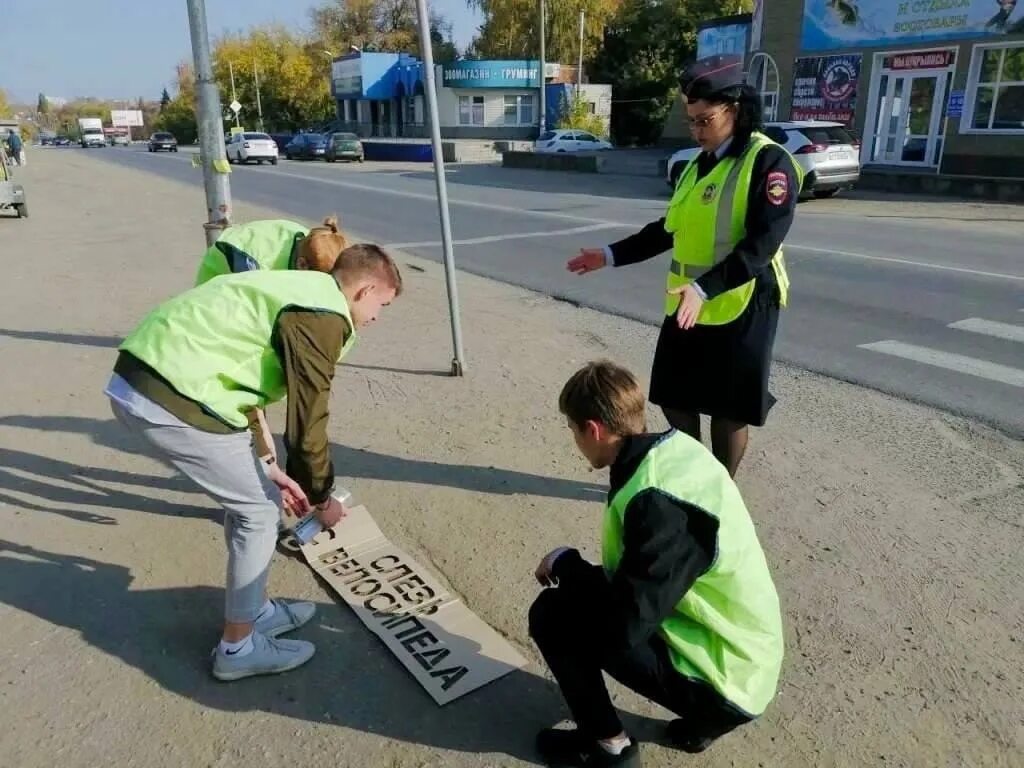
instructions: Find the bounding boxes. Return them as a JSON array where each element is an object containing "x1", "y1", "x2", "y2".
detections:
[{"x1": 195, "y1": 215, "x2": 353, "y2": 285}]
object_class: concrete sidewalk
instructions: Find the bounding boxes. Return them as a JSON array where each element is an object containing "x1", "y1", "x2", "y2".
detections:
[{"x1": 1, "y1": 150, "x2": 1021, "y2": 768}]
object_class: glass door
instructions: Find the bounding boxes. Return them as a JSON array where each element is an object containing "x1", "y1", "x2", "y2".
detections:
[
  {"x1": 869, "y1": 71, "x2": 948, "y2": 167},
  {"x1": 899, "y1": 75, "x2": 938, "y2": 165},
  {"x1": 871, "y1": 74, "x2": 905, "y2": 164}
]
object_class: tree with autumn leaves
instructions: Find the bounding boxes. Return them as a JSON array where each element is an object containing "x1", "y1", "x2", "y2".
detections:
[
  {"x1": 153, "y1": 0, "x2": 751, "y2": 144},
  {"x1": 470, "y1": 0, "x2": 754, "y2": 144}
]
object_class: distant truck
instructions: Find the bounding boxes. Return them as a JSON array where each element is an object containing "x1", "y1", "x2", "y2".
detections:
[{"x1": 78, "y1": 118, "x2": 106, "y2": 148}]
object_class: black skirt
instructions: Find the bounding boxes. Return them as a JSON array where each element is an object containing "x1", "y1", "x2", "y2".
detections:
[{"x1": 649, "y1": 287, "x2": 780, "y2": 427}]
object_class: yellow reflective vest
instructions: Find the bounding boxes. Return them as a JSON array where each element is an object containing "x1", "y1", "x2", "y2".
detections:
[
  {"x1": 603, "y1": 431, "x2": 784, "y2": 716},
  {"x1": 664, "y1": 132, "x2": 801, "y2": 324}
]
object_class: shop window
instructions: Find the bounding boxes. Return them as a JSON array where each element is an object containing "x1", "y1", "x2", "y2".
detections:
[
  {"x1": 503, "y1": 95, "x2": 534, "y2": 126},
  {"x1": 965, "y1": 43, "x2": 1024, "y2": 133},
  {"x1": 459, "y1": 95, "x2": 485, "y2": 126}
]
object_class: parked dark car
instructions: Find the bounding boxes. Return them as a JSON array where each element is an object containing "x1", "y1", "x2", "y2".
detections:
[
  {"x1": 325, "y1": 132, "x2": 364, "y2": 163},
  {"x1": 269, "y1": 133, "x2": 294, "y2": 152},
  {"x1": 284, "y1": 133, "x2": 327, "y2": 160},
  {"x1": 148, "y1": 132, "x2": 178, "y2": 152}
]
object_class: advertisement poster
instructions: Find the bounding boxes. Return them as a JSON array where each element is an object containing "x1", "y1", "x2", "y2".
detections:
[
  {"x1": 697, "y1": 19, "x2": 752, "y2": 60},
  {"x1": 801, "y1": 0, "x2": 1024, "y2": 51},
  {"x1": 791, "y1": 54, "x2": 863, "y2": 125}
]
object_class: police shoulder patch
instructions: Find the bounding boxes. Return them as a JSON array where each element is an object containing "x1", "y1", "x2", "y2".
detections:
[{"x1": 766, "y1": 171, "x2": 789, "y2": 206}]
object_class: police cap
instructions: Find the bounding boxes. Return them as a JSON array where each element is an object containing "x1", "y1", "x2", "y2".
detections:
[{"x1": 679, "y1": 54, "x2": 745, "y2": 102}]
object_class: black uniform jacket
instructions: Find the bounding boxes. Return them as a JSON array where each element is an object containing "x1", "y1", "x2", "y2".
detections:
[{"x1": 550, "y1": 432, "x2": 720, "y2": 657}]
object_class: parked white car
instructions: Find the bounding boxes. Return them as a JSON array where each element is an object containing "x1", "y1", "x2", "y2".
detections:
[
  {"x1": 226, "y1": 132, "x2": 279, "y2": 165},
  {"x1": 665, "y1": 121, "x2": 861, "y2": 199},
  {"x1": 535, "y1": 129, "x2": 612, "y2": 153}
]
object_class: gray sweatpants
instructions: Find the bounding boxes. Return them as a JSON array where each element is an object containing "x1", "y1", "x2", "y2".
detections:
[{"x1": 109, "y1": 399, "x2": 281, "y2": 623}]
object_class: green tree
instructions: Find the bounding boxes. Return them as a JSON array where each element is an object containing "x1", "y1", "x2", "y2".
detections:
[
  {"x1": 590, "y1": 0, "x2": 744, "y2": 145},
  {"x1": 555, "y1": 91, "x2": 608, "y2": 137},
  {"x1": 214, "y1": 27, "x2": 335, "y2": 131},
  {"x1": 310, "y1": 0, "x2": 458, "y2": 60},
  {"x1": 0, "y1": 88, "x2": 12, "y2": 118},
  {"x1": 468, "y1": 0, "x2": 621, "y2": 65},
  {"x1": 155, "y1": 63, "x2": 198, "y2": 143}
]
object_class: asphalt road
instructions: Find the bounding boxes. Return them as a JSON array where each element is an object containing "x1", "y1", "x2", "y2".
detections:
[{"x1": 88, "y1": 146, "x2": 1024, "y2": 435}]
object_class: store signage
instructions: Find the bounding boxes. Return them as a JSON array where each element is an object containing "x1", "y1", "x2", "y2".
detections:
[
  {"x1": 882, "y1": 49, "x2": 956, "y2": 70},
  {"x1": 801, "y1": 0, "x2": 1023, "y2": 51},
  {"x1": 791, "y1": 54, "x2": 862, "y2": 126},
  {"x1": 332, "y1": 57, "x2": 363, "y2": 97},
  {"x1": 442, "y1": 60, "x2": 541, "y2": 89}
]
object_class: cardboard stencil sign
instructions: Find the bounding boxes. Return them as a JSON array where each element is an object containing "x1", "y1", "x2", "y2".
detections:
[{"x1": 299, "y1": 506, "x2": 528, "y2": 704}]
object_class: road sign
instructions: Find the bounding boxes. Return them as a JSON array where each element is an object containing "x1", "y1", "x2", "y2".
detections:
[{"x1": 229, "y1": 100, "x2": 242, "y2": 114}]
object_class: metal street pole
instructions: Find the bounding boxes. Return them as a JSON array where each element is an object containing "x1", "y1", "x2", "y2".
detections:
[
  {"x1": 413, "y1": 0, "x2": 466, "y2": 376},
  {"x1": 228, "y1": 61, "x2": 241, "y2": 128},
  {"x1": 185, "y1": 0, "x2": 232, "y2": 246},
  {"x1": 253, "y1": 58, "x2": 264, "y2": 132},
  {"x1": 538, "y1": 0, "x2": 547, "y2": 135},
  {"x1": 577, "y1": 9, "x2": 585, "y2": 98}
]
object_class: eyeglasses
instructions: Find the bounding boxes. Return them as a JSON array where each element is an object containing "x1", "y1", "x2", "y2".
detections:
[{"x1": 688, "y1": 109, "x2": 728, "y2": 129}]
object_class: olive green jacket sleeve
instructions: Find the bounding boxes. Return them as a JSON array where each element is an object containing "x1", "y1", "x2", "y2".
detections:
[{"x1": 274, "y1": 309, "x2": 350, "y2": 505}]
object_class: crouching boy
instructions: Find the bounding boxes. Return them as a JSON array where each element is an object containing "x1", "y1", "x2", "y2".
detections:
[{"x1": 530, "y1": 361, "x2": 784, "y2": 767}]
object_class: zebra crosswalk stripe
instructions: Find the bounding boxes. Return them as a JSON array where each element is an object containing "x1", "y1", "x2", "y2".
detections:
[{"x1": 858, "y1": 340, "x2": 1024, "y2": 388}]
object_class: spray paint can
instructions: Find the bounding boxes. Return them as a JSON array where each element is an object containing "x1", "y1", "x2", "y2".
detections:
[{"x1": 292, "y1": 486, "x2": 352, "y2": 545}]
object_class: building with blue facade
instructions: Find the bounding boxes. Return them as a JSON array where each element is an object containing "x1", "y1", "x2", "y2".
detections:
[{"x1": 331, "y1": 53, "x2": 610, "y2": 140}]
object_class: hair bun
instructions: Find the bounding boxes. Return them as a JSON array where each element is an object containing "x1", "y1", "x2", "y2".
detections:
[{"x1": 321, "y1": 215, "x2": 340, "y2": 233}]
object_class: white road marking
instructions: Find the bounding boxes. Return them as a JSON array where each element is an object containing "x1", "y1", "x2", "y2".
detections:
[
  {"x1": 263, "y1": 166, "x2": 638, "y2": 227},
  {"x1": 859, "y1": 340, "x2": 1024, "y2": 388},
  {"x1": 788, "y1": 244, "x2": 1024, "y2": 282},
  {"x1": 385, "y1": 223, "x2": 619, "y2": 249},
  {"x1": 129, "y1": 152, "x2": 1024, "y2": 283},
  {"x1": 948, "y1": 317, "x2": 1024, "y2": 343}
]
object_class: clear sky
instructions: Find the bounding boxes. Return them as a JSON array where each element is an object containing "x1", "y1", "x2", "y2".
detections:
[{"x1": 0, "y1": 0, "x2": 480, "y2": 104}]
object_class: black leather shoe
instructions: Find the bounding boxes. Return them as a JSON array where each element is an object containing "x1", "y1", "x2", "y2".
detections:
[{"x1": 666, "y1": 719, "x2": 715, "y2": 753}]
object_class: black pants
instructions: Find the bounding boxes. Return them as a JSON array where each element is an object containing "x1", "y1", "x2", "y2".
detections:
[{"x1": 528, "y1": 587, "x2": 752, "y2": 743}]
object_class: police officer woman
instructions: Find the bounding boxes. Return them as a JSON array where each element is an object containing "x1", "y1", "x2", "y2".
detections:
[{"x1": 568, "y1": 55, "x2": 800, "y2": 477}]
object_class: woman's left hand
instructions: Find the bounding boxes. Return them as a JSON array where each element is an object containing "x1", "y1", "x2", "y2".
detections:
[{"x1": 667, "y1": 284, "x2": 704, "y2": 330}]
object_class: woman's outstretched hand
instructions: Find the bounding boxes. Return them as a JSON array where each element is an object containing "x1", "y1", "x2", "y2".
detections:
[{"x1": 567, "y1": 248, "x2": 608, "y2": 275}]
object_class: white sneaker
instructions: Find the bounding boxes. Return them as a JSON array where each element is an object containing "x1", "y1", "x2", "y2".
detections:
[
  {"x1": 211, "y1": 630, "x2": 315, "y2": 681},
  {"x1": 255, "y1": 598, "x2": 316, "y2": 638}
]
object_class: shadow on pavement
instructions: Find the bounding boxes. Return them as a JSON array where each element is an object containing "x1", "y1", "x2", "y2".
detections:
[
  {"x1": 0, "y1": 327, "x2": 122, "y2": 348},
  {"x1": 330, "y1": 442, "x2": 605, "y2": 503},
  {"x1": 0, "y1": 444, "x2": 212, "y2": 524},
  {"x1": 0, "y1": 413, "x2": 604, "y2": 504},
  {"x1": 0, "y1": 541, "x2": 566, "y2": 764}
]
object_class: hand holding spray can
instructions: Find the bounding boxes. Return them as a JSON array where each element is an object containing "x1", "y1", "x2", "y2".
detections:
[{"x1": 292, "y1": 486, "x2": 352, "y2": 545}]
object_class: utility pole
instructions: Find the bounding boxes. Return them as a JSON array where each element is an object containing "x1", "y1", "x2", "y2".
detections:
[
  {"x1": 413, "y1": 0, "x2": 467, "y2": 376},
  {"x1": 185, "y1": 0, "x2": 232, "y2": 246},
  {"x1": 577, "y1": 8, "x2": 585, "y2": 99},
  {"x1": 228, "y1": 60, "x2": 240, "y2": 128},
  {"x1": 538, "y1": 0, "x2": 547, "y2": 136},
  {"x1": 253, "y1": 58, "x2": 264, "y2": 132}
]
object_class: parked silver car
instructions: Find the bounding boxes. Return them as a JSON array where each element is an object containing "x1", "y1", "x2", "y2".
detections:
[{"x1": 665, "y1": 120, "x2": 861, "y2": 199}]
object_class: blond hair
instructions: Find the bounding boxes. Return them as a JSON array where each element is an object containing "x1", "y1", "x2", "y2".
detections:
[
  {"x1": 559, "y1": 361, "x2": 646, "y2": 435},
  {"x1": 332, "y1": 243, "x2": 403, "y2": 296},
  {"x1": 295, "y1": 215, "x2": 352, "y2": 272}
]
